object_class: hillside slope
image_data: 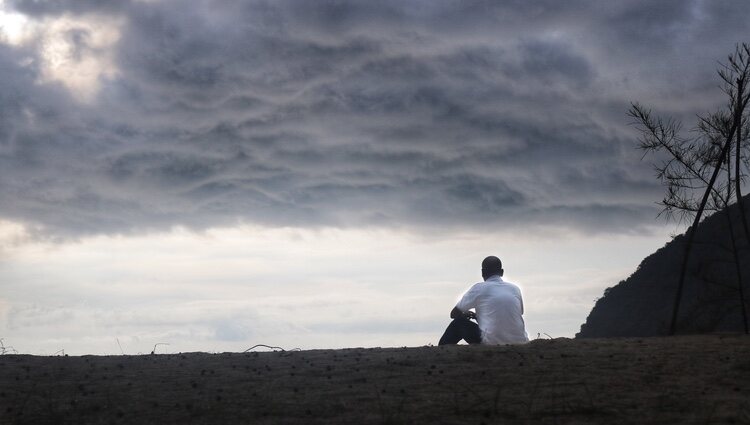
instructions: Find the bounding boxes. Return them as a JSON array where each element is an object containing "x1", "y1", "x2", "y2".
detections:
[
  {"x1": 578, "y1": 198, "x2": 750, "y2": 337},
  {"x1": 1, "y1": 336, "x2": 749, "y2": 424}
]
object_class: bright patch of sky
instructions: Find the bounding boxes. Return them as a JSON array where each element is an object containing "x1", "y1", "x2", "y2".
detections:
[
  {"x1": 35, "y1": 15, "x2": 122, "y2": 101},
  {"x1": 1, "y1": 1, "x2": 122, "y2": 101},
  {"x1": 0, "y1": 1, "x2": 26, "y2": 44},
  {"x1": 0, "y1": 220, "x2": 671, "y2": 355}
]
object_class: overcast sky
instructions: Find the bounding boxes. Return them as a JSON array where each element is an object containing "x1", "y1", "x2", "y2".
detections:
[{"x1": 1, "y1": 0, "x2": 748, "y2": 354}]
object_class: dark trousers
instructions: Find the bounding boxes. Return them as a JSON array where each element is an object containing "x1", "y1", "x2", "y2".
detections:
[{"x1": 438, "y1": 317, "x2": 482, "y2": 345}]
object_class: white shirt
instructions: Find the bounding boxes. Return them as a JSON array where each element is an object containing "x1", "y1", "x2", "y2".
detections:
[{"x1": 455, "y1": 275, "x2": 529, "y2": 344}]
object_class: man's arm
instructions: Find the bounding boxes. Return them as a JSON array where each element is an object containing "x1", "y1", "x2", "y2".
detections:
[
  {"x1": 450, "y1": 306, "x2": 463, "y2": 319},
  {"x1": 453, "y1": 283, "x2": 480, "y2": 319},
  {"x1": 515, "y1": 286, "x2": 525, "y2": 315},
  {"x1": 450, "y1": 306, "x2": 476, "y2": 320}
]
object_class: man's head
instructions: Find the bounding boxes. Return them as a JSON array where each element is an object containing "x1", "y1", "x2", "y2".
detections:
[{"x1": 481, "y1": 256, "x2": 504, "y2": 280}]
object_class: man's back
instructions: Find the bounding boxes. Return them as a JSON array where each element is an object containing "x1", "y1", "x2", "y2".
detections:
[
  {"x1": 438, "y1": 256, "x2": 528, "y2": 346},
  {"x1": 456, "y1": 275, "x2": 528, "y2": 344}
]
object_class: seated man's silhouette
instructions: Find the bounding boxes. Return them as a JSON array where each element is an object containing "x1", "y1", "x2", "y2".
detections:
[{"x1": 439, "y1": 256, "x2": 529, "y2": 345}]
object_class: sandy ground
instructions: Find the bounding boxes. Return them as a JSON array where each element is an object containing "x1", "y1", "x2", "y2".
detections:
[{"x1": 1, "y1": 335, "x2": 749, "y2": 424}]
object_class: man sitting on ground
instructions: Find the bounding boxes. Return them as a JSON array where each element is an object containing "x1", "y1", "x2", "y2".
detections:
[{"x1": 439, "y1": 256, "x2": 529, "y2": 345}]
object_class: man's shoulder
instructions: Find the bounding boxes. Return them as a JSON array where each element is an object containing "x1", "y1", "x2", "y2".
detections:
[
  {"x1": 499, "y1": 279, "x2": 522, "y2": 291},
  {"x1": 505, "y1": 282, "x2": 521, "y2": 295},
  {"x1": 466, "y1": 281, "x2": 485, "y2": 291}
]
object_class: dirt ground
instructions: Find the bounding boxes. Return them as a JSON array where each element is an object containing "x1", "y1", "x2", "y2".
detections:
[{"x1": 1, "y1": 335, "x2": 749, "y2": 424}]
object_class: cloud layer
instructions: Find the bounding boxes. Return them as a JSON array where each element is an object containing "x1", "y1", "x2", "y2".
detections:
[{"x1": 2, "y1": 0, "x2": 749, "y2": 237}]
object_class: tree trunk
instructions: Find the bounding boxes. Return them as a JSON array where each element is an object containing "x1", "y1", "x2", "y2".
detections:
[
  {"x1": 726, "y1": 135, "x2": 749, "y2": 334},
  {"x1": 733, "y1": 79, "x2": 750, "y2": 331},
  {"x1": 668, "y1": 83, "x2": 750, "y2": 336}
]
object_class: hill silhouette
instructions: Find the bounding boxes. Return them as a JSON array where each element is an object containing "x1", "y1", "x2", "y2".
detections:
[{"x1": 577, "y1": 197, "x2": 750, "y2": 337}]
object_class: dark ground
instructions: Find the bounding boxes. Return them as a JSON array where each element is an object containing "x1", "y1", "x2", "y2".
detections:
[{"x1": 1, "y1": 335, "x2": 749, "y2": 424}]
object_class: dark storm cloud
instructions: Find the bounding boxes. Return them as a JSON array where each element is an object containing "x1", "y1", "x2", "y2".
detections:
[
  {"x1": 2, "y1": 0, "x2": 749, "y2": 237},
  {"x1": 7, "y1": 0, "x2": 126, "y2": 16}
]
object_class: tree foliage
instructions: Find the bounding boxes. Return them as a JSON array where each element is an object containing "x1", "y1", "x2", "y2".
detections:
[{"x1": 628, "y1": 43, "x2": 750, "y2": 335}]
